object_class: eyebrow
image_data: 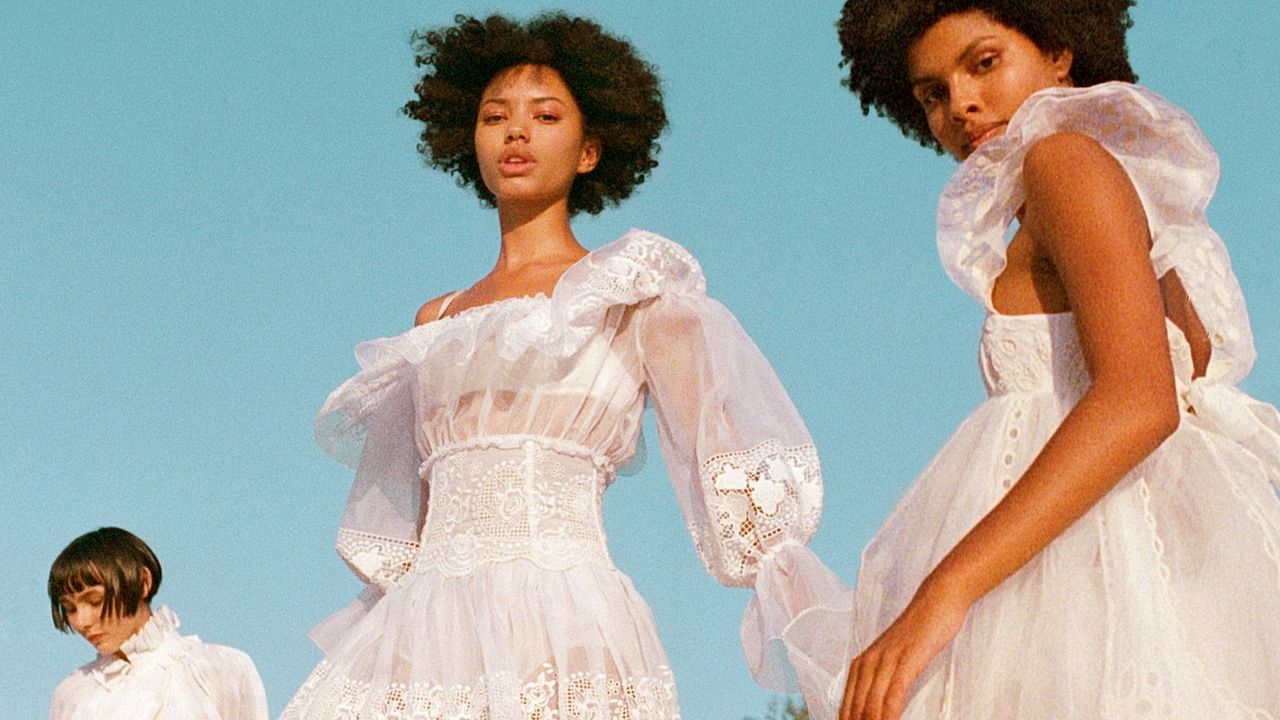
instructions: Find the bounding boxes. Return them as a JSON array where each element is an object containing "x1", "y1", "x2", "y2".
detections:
[
  {"x1": 479, "y1": 96, "x2": 566, "y2": 106},
  {"x1": 910, "y1": 35, "x2": 998, "y2": 87}
]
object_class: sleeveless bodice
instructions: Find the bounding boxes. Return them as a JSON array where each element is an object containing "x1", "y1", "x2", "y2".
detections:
[{"x1": 980, "y1": 312, "x2": 1195, "y2": 399}]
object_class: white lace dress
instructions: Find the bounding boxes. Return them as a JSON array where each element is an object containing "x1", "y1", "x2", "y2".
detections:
[
  {"x1": 49, "y1": 606, "x2": 269, "y2": 720},
  {"x1": 800, "y1": 83, "x2": 1280, "y2": 719},
  {"x1": 280, "y1": 230, "x2": 850, "y2": 720}
]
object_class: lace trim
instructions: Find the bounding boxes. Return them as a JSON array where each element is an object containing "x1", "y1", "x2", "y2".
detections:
[
  {"x1": 696, "y1": 440, "x2": 822, "y2": 585},
  {"x1": 281, "y1": 660, "x2": 680, "y2": 720},
  {"x1": 415, "y1": 442, "x2": 613, "y2": 577},
  {"x1": 335, "y1": 528, "x2": 418, "y2": 591}
]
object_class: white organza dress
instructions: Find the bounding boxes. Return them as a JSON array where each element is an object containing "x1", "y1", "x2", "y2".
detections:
[
  {"x1": 281, "y1": 230, "x2": 849, "y2": 719},
  {"x1": 50, "y1": 606, "x2": 269, "y2": 720},
  {"x1": 800, "y1": 83, "x2": 1280, "y2": 719}
]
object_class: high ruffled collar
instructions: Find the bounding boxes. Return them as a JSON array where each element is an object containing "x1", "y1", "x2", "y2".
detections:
[{"x1": 91, "y1": 605, "x2": 191, "y2": 689}]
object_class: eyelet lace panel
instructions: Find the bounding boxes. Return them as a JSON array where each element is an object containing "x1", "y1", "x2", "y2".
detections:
[
  {"x1": 336, "y1": 528, "x2": 418, "y2": 591},
  {"x1": 414, "y1": 441, "x2": 613, "y2": 577},
  {"x1": 695, "y1": 440, "x2": 822, "y2": 585},
  {"x1": 281, "y1": 660, "x2": 679, "y2": 720}
]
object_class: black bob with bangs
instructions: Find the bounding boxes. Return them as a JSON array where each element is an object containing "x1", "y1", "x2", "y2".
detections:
[{"x1": 48, "y1": 527, "x2": 162, "y2": 632}]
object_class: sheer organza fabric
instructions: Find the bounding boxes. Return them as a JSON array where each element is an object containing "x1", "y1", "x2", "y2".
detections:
[
  {"x1": 283, "y1": 230, "x2": 850, "y2": 719},
  {"x1": 49, "y1": 606, "x2": 269, "y2": 720},
  {"x1": 798, "y1": 85, "x2": 1280, "y2": 717},
  {"x1": 794, "y1": 84, "x2": 1280, "y2": 719}
]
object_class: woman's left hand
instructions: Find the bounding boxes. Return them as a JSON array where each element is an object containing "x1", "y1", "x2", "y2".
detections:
[{"x1": 838, "y1": 583, "x2": 969, "y2": 720}]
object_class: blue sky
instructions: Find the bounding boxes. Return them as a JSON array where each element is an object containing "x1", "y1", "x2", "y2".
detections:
[{"x1": 3, "y1": 1, "x2": 1277, "y2": 717}]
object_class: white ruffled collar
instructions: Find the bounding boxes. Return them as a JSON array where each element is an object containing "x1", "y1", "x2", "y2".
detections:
[{"x1": 90, "y1": 605, "x2": 192, "y2": 689}]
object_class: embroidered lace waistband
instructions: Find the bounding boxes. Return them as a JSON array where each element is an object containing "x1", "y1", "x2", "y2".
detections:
[{"x1": 415, "y1": 441, "x2": 614, "y2": 576}]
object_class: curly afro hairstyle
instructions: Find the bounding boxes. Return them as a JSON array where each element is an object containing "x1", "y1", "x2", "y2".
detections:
[
  {"x1": 403, "y1": 13, "x2": 667, "y2": 216},
  {"x1": 837, "y1": 0, "x2": 1138, "y2": 153}
]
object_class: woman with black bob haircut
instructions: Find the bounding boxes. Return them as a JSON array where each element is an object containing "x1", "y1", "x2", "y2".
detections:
[
  {"x1": 48, "y1": 527, "x2": 268, "y2": 719},
  {"x1": 822, "y1": 1, "x2": 1280, "y2": 719},
  {"x1": 281, "y1": 11, "x2": 844, "y2": 720}
]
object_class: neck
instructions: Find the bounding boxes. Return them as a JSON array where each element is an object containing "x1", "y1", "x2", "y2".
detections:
[
  {"x1": 494, "y1": 196, "x2": 584, "y2": 271},
  {"x1": 112, "y1": 604, "x2": 153, "y2": 663}
]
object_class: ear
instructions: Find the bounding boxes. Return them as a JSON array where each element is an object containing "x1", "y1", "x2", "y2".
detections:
[
  {"x1": 139, "y1": 567, "x2": 153, "y2": 602},
  {"x1": 1052, "y1": 48, "x2": 1074, "y2": 86},
  {"x1": 577, "y1": 138, "x2": 601, "y2": 175}
]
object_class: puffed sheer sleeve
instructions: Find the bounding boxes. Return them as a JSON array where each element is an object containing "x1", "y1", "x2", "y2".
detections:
[
  {"x1": 636, "y1": 291, "x2": 854, "y2": 701},
  {"x1": 310, "y1": 335, "x2": 427, "y2": 648}
]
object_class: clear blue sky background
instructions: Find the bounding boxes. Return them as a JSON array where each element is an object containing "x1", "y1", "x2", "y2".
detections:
[{"x1": 3, "y1": 2, "x2": 1277, "y2": 717}]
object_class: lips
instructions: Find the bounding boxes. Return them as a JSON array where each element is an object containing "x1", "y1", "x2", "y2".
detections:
[
  {"x1": 499, "y1": 150, "x2": 535, "y2": 176},
  {"x1": 963, "y1": 122, "x2": 1006, "y2": 156}
]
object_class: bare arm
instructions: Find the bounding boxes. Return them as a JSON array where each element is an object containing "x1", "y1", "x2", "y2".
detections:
[{"x1": 843, "y1": 132, "x2": 1181, "y2": 720}]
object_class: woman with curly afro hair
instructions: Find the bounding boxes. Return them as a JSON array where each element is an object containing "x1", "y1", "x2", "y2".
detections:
[
  {"x1": 824, "y1": 2, "x2": 1280, "y2": 719},
  {"x1": 281, "y1": 11, "x2": 847, "y2": 719}
]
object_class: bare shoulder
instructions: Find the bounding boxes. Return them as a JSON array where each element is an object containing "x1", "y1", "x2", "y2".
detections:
[
  {"x1": 1023, "y1": 131, "x2": 1127, "y2": 188},
  {"x1": 415, "y1": 291, "x2": 458, "y2": 327}
]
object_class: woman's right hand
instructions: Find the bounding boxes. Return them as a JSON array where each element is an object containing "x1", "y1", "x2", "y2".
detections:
[{"x1": 838, "y1": 581, "x2": 968, "y2": 720}]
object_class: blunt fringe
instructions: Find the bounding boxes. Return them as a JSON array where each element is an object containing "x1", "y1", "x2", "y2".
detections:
[{"x1": 48, "y1": 527, "x2": 162, "y2": 632}]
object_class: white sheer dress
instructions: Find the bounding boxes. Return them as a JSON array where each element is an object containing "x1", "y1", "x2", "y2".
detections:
[
  {"x1": 49, "y1": 605, "x2": 269, "y2": 720},
  {"x1": 796, "y1": 83, "x2": 1280, "y2": 719},
  {"x1": 280, "y1": 230, "x2": 850, "y2": 719}
]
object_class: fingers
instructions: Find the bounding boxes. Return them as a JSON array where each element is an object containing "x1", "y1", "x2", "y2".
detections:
[{"x1": 865, "y1": 652, "x2": 900, "y2": 720}]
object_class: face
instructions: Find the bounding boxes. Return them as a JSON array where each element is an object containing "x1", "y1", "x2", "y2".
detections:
[
  {"x1": 907, "y1": 10, "x2": 1073, "y2": 160},
  {"x1": 59, "y1": 584, "x2": 151, "y2": 658},
  {"x1": 474, "y1": 64, "x2": 601, "y2": 209}
]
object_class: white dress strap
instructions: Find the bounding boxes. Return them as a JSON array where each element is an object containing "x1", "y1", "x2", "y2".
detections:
[{"x1": 435, "y1": 291, "x2": 463, "y2": 320}]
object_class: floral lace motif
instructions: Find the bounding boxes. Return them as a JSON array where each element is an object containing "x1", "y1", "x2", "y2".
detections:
[
  {"x1": 282, "y1": 660, "x2": 679, "y2": 720},
  {"x1": 979, "y1": 314, "x2": 1089, "y2": 397},
  {"x1": 336, "y1": 529, "x2": 419, "y2": 591},
  {"x1": 415, "y1": 441, "x2": 612, "y2": 577},
  {"x1": 697, "y1": 440, "x2": 822, "y2": 584}
]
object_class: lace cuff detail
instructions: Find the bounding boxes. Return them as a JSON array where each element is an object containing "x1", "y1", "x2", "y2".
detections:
[
  {"x1": 335, "y1": 528, "x2": 418, "y2": 591},
  {"x1": 695, "y1": 440, "x2": 822, "y2": 586}
]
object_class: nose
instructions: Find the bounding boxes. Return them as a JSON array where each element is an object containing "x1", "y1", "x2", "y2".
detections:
[
  {"x1": 948, "y1": 76, "x2": 981, "y2": 119},
  {"x1": 505, "y1": 119, "x2": 529, "y2": 143}
]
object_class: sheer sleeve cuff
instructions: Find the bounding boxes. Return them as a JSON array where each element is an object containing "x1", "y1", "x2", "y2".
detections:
[{"x1": 741, "y1": 540, "x2": 854, "y2": 718}]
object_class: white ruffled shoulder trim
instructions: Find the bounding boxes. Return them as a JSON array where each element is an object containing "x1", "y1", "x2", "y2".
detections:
[
  {"x1": 315, "y1": 228, "x2": 704, "y2": 466},
  {"x1": 938, "y1": 82, "x2": 1255, "y2": 384}
]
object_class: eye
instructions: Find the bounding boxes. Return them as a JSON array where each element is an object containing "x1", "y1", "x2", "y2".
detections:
[
  {"x1": 975, "y1": 52, "x2": 999, "y2": 72},
  {"x1": 918, "y1": 84, "x2": 948, "y2": 108},
  {"x1": 480, "y1": 111, "x2": 506, "y2": 124},
  {"x1": 535, "y1": 112, "x2": 560, "y2": 123}
]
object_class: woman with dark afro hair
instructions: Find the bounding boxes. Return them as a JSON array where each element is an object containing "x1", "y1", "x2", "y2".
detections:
[
  {"x1": 280, "y1": 12, "x2": 846, "y2": 719},
  {"x1": 823, "y1": 2, "x2": 1280, "y2": 719}
]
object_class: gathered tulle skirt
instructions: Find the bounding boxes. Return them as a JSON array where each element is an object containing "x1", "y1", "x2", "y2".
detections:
[
  {"x1": 840, "y1": 393, "x2": 1280, "y2": 719},
  {"x1": 281, "y1": 560, "x2": 681, "y2": 720}
]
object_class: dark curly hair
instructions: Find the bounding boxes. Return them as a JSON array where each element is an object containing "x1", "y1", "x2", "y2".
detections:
[
  {"x1": 403, "y1": 13, "x2": 667, "y2": 215},
  {"x1": 837, "y1": 0, "x2": 1137, "y2": 153}
]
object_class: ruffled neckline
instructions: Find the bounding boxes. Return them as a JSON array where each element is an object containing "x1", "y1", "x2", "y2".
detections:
[
  {"x1": 350, "y1": 227, "x2": 706, "y2": 370},
  {"x1": 936, "y1": 82, "x2": 1217, "y2": 308},
  {"x1": 315, "y1": 228, "x2": 706, "y2": 466},
  {"x1": 91, "y1": 606, "x2": 191, "y2": 689}
]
